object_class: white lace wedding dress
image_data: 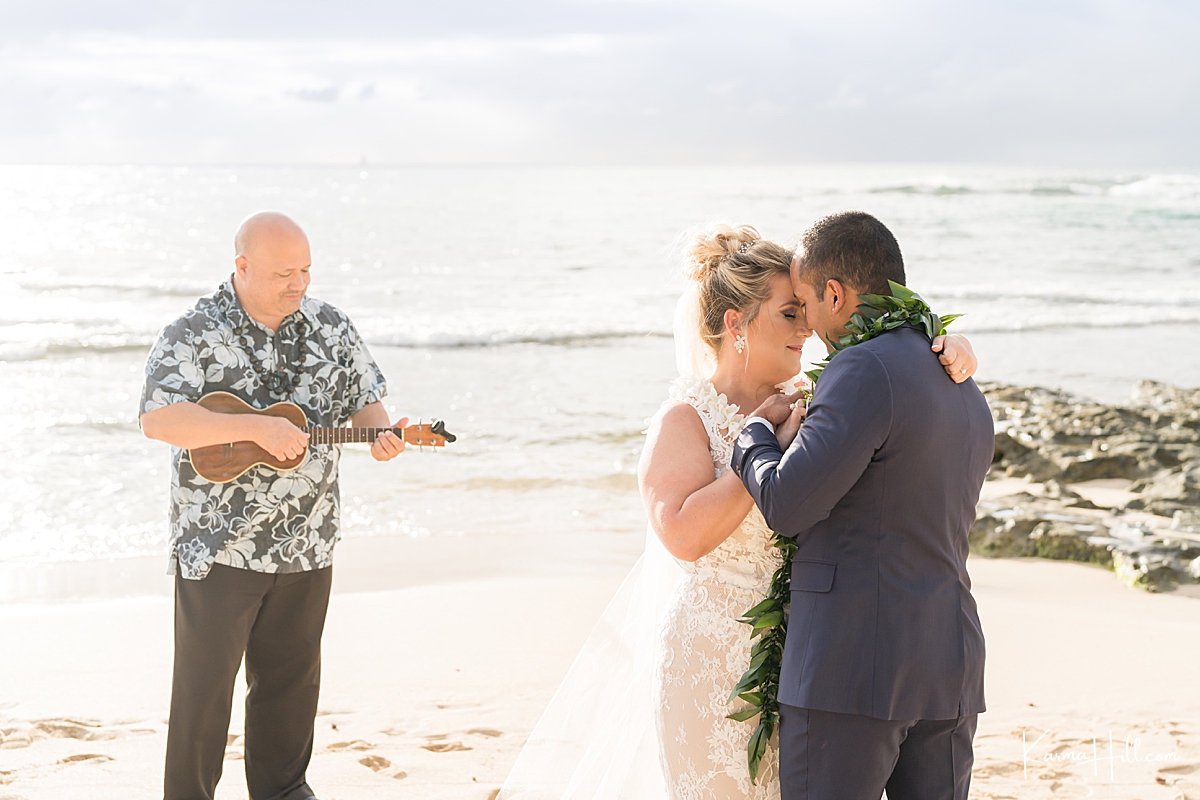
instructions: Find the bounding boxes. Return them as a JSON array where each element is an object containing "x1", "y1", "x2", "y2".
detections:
[
  {"x1": 497, "y1": 373, "x2": 783, "y2": 800},
  {"x1": 654, "y1": 376, "x2": 782, "y2": 800}
]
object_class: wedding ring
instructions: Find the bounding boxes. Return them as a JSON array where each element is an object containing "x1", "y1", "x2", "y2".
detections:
[{"x1": 789, "y1": 402, "x2": 797, "y2": 410}]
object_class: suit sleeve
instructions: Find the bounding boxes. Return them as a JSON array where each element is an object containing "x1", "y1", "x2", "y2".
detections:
[{"x1": 731, "y1": 346, "x2": 893, "y2": 536}]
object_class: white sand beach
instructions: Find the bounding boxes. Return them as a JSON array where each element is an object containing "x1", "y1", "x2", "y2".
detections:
[{"x1": 2, "y1": 535, "x2": 1198, "y2": 800}]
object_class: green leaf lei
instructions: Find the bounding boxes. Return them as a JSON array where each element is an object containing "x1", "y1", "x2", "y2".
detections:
[{"x1": 728, "y1": 281, "x2": 962, "y2": 783}]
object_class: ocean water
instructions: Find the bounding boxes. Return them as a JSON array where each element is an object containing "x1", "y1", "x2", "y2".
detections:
[{"x1": 1, "y1": 164, "x2": 1198, "y2": 571}]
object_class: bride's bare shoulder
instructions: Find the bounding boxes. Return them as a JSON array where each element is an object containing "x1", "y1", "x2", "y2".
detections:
[
  {"x1": 645, "y1": 400, "x2": 709, "y2": 449},
  {"x1": 640, "y1": 399, "x2": 717, "y2": 493}
]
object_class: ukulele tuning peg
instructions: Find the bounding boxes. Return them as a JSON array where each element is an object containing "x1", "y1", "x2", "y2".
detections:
[{"x1": 431, "y1": 419, "x2": 456, "y2": 443}]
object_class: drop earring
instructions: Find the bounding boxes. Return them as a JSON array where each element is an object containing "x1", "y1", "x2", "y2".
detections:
[{"x1": 734, "y1": 334, "x2": 747, "y2": 354}]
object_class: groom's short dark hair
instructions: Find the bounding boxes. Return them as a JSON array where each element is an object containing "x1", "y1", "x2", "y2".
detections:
[{"x1": 797, "y1": 212, "x2": 905, "y2": 299}]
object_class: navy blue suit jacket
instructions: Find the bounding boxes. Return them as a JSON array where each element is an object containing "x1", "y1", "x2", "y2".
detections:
[{"x1": 731, "y1": 326, "x2": 993, "y2": 720}]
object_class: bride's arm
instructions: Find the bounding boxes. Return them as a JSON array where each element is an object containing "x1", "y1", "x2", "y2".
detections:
[{"x1": 639, "y1": 402, "x2": 755, "y2": 562}]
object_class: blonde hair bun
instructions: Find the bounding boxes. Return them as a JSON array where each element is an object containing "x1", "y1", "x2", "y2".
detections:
[
  {"x1": 676, "y1": 223, "x2": 792, "y2": 362},
  {"x1": 682, "y1": 224, "x2": 762, "y2": 282}
]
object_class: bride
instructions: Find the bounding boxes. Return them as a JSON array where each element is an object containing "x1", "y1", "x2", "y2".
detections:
[{"x1": 499, "y1": 224, "x2": 978, "y2": 800}]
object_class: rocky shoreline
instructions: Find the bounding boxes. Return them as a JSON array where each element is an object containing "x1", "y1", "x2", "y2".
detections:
[{"x1": 973, "y1": 381, "x2": 1200, "y2": 594}]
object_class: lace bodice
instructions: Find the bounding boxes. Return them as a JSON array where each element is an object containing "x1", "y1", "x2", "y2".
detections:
[{"x1": 667, "y1": 376, "x2": 783, "y2": 593}]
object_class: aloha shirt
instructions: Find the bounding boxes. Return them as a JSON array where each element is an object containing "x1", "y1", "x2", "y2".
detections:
[{"x1": 139, "y1": 277, "x2": 387, "y2": 580}]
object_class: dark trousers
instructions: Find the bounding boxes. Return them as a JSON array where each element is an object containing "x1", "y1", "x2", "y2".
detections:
[
  {"x1": 164, "y1": 564, "x2": 332, "y2": 800},
  {"x1": 778, "y1": 704, "x2": 977, "y2": 800}
]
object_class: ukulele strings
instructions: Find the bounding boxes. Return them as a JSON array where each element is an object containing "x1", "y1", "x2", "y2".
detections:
[{"x1": 303, "y1": 426, "x2": 403, "y2": 446}]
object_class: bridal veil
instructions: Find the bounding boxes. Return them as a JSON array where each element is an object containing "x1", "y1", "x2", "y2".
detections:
[{"x1": 496, "y1": 288, "x2": 712, "y2": 799}]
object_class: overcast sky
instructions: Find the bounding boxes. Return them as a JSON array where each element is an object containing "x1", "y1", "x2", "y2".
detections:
[{"x1": 2, "y1": 0, "x2": 1197, "y2": 165}]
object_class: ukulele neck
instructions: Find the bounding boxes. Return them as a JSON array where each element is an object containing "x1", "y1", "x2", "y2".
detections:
[{"x1": 302, "y1": 426, "x2": 398, "y2": 445}]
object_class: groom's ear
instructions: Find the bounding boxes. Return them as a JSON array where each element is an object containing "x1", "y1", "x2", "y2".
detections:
[{"x1": 826, "y1": 279, "x2": 847, "y2": 313}]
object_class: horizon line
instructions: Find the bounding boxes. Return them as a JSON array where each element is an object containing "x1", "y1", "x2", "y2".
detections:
[{"x1": 1, "y1": 159, "x2": 1196, "y2": 171}]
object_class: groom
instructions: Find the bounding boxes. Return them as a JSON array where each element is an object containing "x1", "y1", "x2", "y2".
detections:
[{"x1": 731, "y1": 212, "x2": 992, "y2": 800}]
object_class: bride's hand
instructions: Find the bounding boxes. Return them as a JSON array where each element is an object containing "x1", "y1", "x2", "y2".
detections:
[
  {"x1": 775, "y1": 397, "x2": 808, "y2": 450},
  {"x1": 748, "y1": 392, "x2": 797, "y2": 428},
  {"x1": 932, "y1": 333, "x2": 978, "y2": 384}
]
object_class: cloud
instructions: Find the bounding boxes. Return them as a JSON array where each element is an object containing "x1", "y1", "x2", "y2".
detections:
[
  {"x1": 295, "y1": 86, "x2": 339, "y2": 103},
  {"x1": 0, "y1": 32, "x2": 625, "y2": 162},
  {"x1": 0, "y1": 1, "x2": 1196, "y2": 165}
]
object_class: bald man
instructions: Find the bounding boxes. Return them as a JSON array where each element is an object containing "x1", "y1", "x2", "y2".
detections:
[{"x1": 140, "y1": 212, "x2": 405, "y2": 800}]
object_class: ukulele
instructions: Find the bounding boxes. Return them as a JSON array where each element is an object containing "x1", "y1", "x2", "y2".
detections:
[{"x1": 187, "y1": 391, "x2": 456, "y2": 484}]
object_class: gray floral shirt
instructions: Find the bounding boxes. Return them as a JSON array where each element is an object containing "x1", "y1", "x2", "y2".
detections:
[{"x1": 140, "y1": 278, "x2": 387, "y2": 580}]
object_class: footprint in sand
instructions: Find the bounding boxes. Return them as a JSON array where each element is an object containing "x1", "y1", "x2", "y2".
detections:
[
  {"x1": 1046, "y1": 781, "x2": 1087, "y2": 798},
  {"x1": 0, "y1": 732, "x2": 33, "y2": 750},
  {"x1": 2, "y1": 718, "x2": 157, "y2": 749},
  {"x1": 1159, "y1": 763, "x2": 1199, "y2": 775},
  {"x1": 467, "y1": 729, "x2": 503, "y2": 738},
  {"x1": 2, "y1": 720, "x2": 108, "y2": 748},
  {"x1": 223, "y1": 734, "x2": 245, "y2": 760},
  {"x1": 58, "y1": 753, "x2": 113, "y2": 765},
  {"x1": 327, "y1": 740, "x2": 375, "y2": 752},
  {"x1": 36, "y1": 719, "x2": 118, "y2": 741},
  {"x1": 976, "y1": 760, "x2": 1023, "y2": 778},
  {"x1": 1029, "y1": 768, "x2": 1075, "y2": 782},
  {"x1": 359, "y1": 755, "x2": 391, "y2": 772},
  {"x1": 422, "y1": 741, "x2": 472, "y2": 753}
]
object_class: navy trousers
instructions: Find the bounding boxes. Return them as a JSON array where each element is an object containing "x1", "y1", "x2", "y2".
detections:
[{"x1": 778, "y1": 704, "x2": 977, "y2": 800}]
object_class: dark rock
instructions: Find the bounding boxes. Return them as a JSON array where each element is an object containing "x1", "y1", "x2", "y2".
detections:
[
  {"x1": 1154, "y1": 448, "x2": 1183, "y2": 469},
  {"x1": 1029, "y1": 521, "x2": 1113, "y2": 565},
  {"x1": 976, "y1": 381, "x2": 1200, "y2": 593},
  {"x1": 992, "y1": 430, "x2": 1030, "y2": 465},
  {"x1": 970, "y1": 492, "x2": 1101, "y2": 560},
  {"x1": 1042, "y1": 480, "x2": 1101, "y2": 510},
  {"x1": 969, "y1": 513, "x2": 1038, "y2": 557},
  {"x1": 980, "y1": 380, "x2": 1200, "y2": 486},
  {"x1": 1111, "y1": 545, "x2": 1199, "y2": 592},
  {"x1": 991, "y1": 430, "x2": 1062, "y2": 480},
  {"x1": 1058, "y1": 452, "x2": 1141, "y2": 483},
  {"x1": 1172, "y1": 510, "x2": 1200, "y2": 533},
  {"x1": 1123, "y1": 463, "x2": 1200, "y2": 516},
  {"x1": 1131, "y1": 380, "x2": 1200, "y2": 427}
]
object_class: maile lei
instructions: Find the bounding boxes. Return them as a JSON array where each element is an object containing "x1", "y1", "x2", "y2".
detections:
[{"x1": 727, "y1": 281, "x2": 962, "y2": 783}]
